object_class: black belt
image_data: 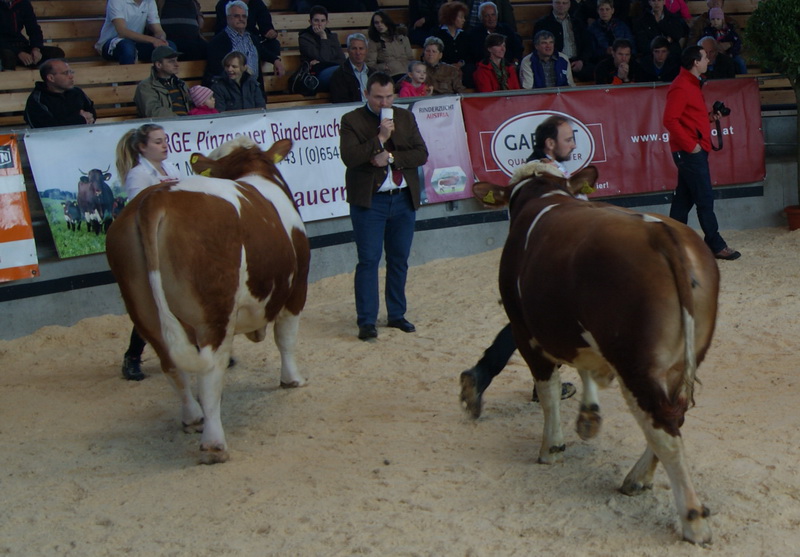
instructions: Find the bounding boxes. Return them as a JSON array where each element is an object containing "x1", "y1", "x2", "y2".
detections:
[{"x1": 375, "y1": 188, "x2": 407, "y2": 195}]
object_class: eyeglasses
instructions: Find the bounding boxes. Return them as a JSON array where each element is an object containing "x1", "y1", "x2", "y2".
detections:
[
  {"x1": 54, "y1": 70, "x2": 75, "y2": 75},
  {"x1": 230, "y1": 13, "x2": 247, "y2": 18}
]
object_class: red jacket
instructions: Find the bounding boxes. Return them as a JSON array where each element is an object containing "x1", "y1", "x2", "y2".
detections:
[
  {"x1": 663, "y1": 67, "x2": 712, "y2": 153},
  {"x1": 473, "y1": 60, "x2": 521, "y2": 93}
]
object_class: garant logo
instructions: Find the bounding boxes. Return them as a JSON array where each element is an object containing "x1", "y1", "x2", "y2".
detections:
[
  {"x1": 0, "y1": 145, "x2": 13, "y2": 169},
  {"x1": 490, "y1": 110, "x2": 595, "y2": 177}
]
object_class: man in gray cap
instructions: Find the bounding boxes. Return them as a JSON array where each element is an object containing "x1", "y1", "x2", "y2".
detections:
[{"x1": 134, "y1": 45, "x2": 193, "y2": 118}]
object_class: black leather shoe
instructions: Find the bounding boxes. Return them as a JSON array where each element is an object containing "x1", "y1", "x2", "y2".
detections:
[
  {"x1": 122, "y1": 355, "x2": 145, "y2": 381},
  {"x1": 358, "y1": 324, "x2": 378, "y2": 340},
  {"x1": 387, "y1": 318, "x2": 416, "y2": 333}
]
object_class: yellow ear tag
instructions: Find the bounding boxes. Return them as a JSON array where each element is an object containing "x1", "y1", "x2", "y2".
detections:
[
  {"x1": 482, "y1": 191, "x2": 496, "y2": 204},
  {"x1": 579, "y1": 182, "x2": 595, "y2": 195},
  {"x1": 190, "y1": 155, "x2": 199, "y2": 164},
  {"x1": 200, "y1": 168, "x2": 212, "y2": 177},
  {"x1": 273, "y1": 153, "x2": 284, "y2": 164}
]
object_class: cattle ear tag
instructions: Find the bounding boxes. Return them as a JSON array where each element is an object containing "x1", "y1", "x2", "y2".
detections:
[
  {"x1": 483, "y1": 191, "x2": 496, "y2": 204},
  {"x1": 190, "y1": 155, "x2": 199, "y2": 164},
  {"x1": 200, "y1": 168, "x2": 212, "y2": 177},
  {"x1": 579, "y1": 181, "x2": 595, "y2": 195},
  {"x1": 273, "y1": 153, "x2": 284, "y2": 164}
]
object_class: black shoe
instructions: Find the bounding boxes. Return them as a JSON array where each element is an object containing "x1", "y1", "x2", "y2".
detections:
[
  {"x1": 358, "y1": 324, "x2": 378, "y2": 340},
  {"x1": 122, "y1": 355, "x2": 145, "y2": 381},
  {"x1": 532, "y1": 382, "x2": 576, "y2": 402},
  {"x1": 387, "y1": 318, "x2": 416, "y2": 333}
]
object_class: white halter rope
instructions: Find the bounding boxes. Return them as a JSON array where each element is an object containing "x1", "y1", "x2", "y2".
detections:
[{"x1": 508, "y1": 160, "x2": 567, "y2": 203}]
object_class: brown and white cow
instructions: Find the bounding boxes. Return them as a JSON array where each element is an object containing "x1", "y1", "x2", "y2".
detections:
[
  {"x1": 106, "y1": 138, "x2": 309, "y2": 465},
  {"x1": 471, "y1": 161, "x2": 719, "y2": 544}
]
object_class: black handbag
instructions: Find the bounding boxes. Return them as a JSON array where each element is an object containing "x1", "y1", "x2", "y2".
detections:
[{"x1": 288, "y1": 62, "x2": 320, "y2": 96}]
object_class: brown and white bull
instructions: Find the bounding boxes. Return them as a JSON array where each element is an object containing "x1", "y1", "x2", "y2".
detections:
[
  {"x1": 471, "y1": 161, "x2": 719, "y2": 544},
  {"x1": 106, "y1": 138, "x2": 309, "y2": 464}
]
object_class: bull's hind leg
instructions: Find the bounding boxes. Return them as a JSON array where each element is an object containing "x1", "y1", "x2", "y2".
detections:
[
  {"x1": 163, "y1": 365, "x2": 204, "y2": 434},
  {"x1": 196, "y1": 358, "x2": 229, "y2": 464},
  {"x1": 621, "y1": 446, "x2": 659, "y2": 495},
  {"x1": 619, "y1": 385, "x2": 712, "y2": 545},
  {"x1": 274, "y1": 310, "x2": 306, "y2": 388},
  {"x1": 576, "y1": 368, "x2": 602, "y2": 440}
]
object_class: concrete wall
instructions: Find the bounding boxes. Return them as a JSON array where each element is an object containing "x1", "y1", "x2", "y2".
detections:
[{"x1": 1, "y1": 115, "x2": 796, "y2": 340}]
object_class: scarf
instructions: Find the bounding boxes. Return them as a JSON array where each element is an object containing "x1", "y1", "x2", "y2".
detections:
[
  {"x1": 491, "y1": 59, "x2": 508, "y2": 90},
  {"x1": 225, "y1": 27, "x2": 259, "y2": 75}
]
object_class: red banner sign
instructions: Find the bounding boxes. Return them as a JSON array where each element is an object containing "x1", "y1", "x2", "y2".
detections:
[{"x1": 461, "y1": 78, "x2": 766, "y2": 197}]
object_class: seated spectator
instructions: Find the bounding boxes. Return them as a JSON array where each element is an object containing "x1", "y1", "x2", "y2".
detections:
[
  {"x1": 594, "y1": 38, "x2": 640, "y2": 83},
  {"x1": 157, "y1": 0, "x2": 207, "y2": 60},
  {"x1": 409, "y1": 0, "x2": 448, "y2": 46},
  {"x1": 633, "y1": 0, "x2": 688, "y2": 62},
  {"x1": 466, "y1": 2, "x2": 524, "y2": 65},
  {"x1": 214, "y1": 0, "x2": 280, "y2": 65},
  {"x1": 473, "y1": 33, "x2": 521, "y2": 92},
  {"x1": 188, "y1": 85, "x2": 219, "y2": 115},
  {"x1": 463, "y1": 0, "x2": 517, "y2": 32},
  {"x1": 421, "y1": 35, "x2": 466, "y2": 95},
  {"x1": 134, "y1": 45, "x2": 192, "y2": 118},
  {"x1": 299, "y1": 5, "x2": 346, "y2": 91},
  {"x1": 664, "y1": 0, "x2": 690, "y2": 20},
  {"x1": 699, "y1": 36, "x2": 734, "y2": 79},
  {"x1": 205, "y1": 1, "x2": 283, "y2": 93},
  {"x1": 533, "y1": 0, "x2": 595, "y2": 82},
  {"x1": 520, "y1": 30, "x2": 575, "y2": 89},
  {"x1": 95, "y1": 0, "x2": 176, "y2": 65},
  {"x1": 702, "y1": 6, "x2": 745, "y2": 74},
  {"x1": 434, "y1": 1, "x2": 470, "y2": 70},
  {"x1": 398, "y1": 61, "x2": 431, "y2": 97},
  {"x1": 210, "y1": 51, "x2": 266, "y2": 111},
  {"x1": 330, "y1": 33, "x2": 375, "y2": 104},
  {"x1": 366, "y1": 10, "x2": 413, "y2": 81},
  {"x1": 24, "y1": 59, "x2": 95, "y2": 128},
  {"x1": 0, "y1": 0, "x2": 65, "y2": 70},
  {"x1": 687, "y1": 0, "x2": 736, "y2": 47},
  {"x1": 638, "y1": 35, "x2": 679, "y2": 81},
  {"x1": 588, "y1": 0, "x2": 635, "y2": 62}
]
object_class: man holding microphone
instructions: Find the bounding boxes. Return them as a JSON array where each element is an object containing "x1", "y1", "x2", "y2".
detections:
[
  {"x1": 339, "y1": 72, "x2": 429, "y2": 341},
  {"x1": 663, "y1": 45, "x2": 740, "y2": 260}
]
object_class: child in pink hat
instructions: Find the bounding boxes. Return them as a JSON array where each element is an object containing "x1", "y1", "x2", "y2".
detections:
[{"x1": 188, "y1": 85, "x2": 219, "y2": 116}]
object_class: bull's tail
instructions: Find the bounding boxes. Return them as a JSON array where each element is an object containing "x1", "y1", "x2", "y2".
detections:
[
  {"x1": 136, "y1": 198, "x2": 214, "y2": 375},
  {"x1": 652, "y1": 222, "x2": 698, "y2": 406}
]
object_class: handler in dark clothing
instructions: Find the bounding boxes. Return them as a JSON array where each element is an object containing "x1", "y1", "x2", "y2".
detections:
[
  {"x1": 24, "y1": 59, "x2": 96, "y2": 128},
  {"x1": 340, "y1": 72, "x2": 428, "y2": 341},
  {"x1": 1, "y1": 0, "x2": 65, "y2": 70}
]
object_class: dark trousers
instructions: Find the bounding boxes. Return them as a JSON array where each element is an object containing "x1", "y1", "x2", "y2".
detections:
[
  {"x1": 102, "y1": 38, "x2": 178, "y2": 65},
  {"x1": 669, "y1": 149, "x2": 726, "y2": 253},
  {"x1": 350, "y1": 189, "x2": 416, "y2": 327},
  {"x1": 126, "y1": 328, "x2": 147, "y2": 359},
  {"x1": 0, "y1": 45, "x2": 64, "y2": 70}
]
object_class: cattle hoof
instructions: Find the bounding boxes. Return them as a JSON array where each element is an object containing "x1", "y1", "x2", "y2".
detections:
[
  {"x1": 280, "y1": 379, "x2": 305, "y2": 389},
  {"x1": 199, "y1": 446, "x2": 229, "y2": 465},
  {"x1": 619, "y1": 479, "x2": 653, "y2": 496},
  {"x1": 182, "y1": 418, "x2": 204, "y2": 434},
  {"x1": 576, "y1": 406, "x2": 602, "y2": 440},
  {"x1": 459, "y1": 370, "x2": 482, "y2": 419},
  {"x1": 682, "y1": 513, "x2": 713, "y2": 546}
]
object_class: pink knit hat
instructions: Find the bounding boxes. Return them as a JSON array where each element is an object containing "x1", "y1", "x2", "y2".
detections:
[
  {"x1": 189, "y1": 85, "x2": 214, "y2": 107},
  {"x1": 709, "y1": 7, "x2": 724, "y2": 19}
]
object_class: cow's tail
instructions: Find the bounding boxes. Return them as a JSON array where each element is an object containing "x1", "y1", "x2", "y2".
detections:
[
  {"x1": 654, "y1": 222, "x2": 698, "y2": 407},
  {"x1": 136, "y1": 200, "x2": 214, "y2": 375}
]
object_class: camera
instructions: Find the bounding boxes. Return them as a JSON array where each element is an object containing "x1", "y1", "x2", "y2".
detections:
[{"x1": 712, "y1": 101, "x2": 731, "y2": 117}]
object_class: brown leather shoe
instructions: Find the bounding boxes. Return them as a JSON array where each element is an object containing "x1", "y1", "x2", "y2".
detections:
[{"x1": 715, "y1": 247, "x2": 741, "y2": 260}]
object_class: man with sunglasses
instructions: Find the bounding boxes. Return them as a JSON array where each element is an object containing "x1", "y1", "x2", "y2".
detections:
[{"x1": 24, "y1": 58, "x2": 96, "y2": 128}]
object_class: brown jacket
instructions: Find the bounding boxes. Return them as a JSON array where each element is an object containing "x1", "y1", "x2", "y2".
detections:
[
  {"x1": 340, "y1": 104, "x2": 428, "y2": 209},
  {"x1": 424, "y1": 62, "x2": 466, "y2": 95}
]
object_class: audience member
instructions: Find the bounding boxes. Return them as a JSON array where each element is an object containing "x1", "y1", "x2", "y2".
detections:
[
  {"x1": 299, "y1": 5, "x2": 346, "y2": 91},
  {"x1": 434, "y1": 1, "x2": 470, "y2": 69},
  {"x1": 634, "y1": 0, "x2": 688, "y2": 62},
  {"x1": 157, "y1": 0, "x2": 207, "y2": 60},
  {"x1": 462, "y1": 0, "x2": 516, "y2": 31},
  {"x1": 421, "y1": 36, "x2": 466, "y2": 94},
  {"x1": 398, "y1": 61, "x2": 431, "y2": 97},
  {"x1": 472, "y1": 33, "x2": 521, "y2": 92},
  {"x1": 24, "y1": 59, "x2": 95, "y2": 128},
  {"x1": 533, "y1": 0, "x2": 595, "y2": 81},
  {"x1": 664, "y1": 0, "x2": 690, "y2": 20},
  {"x1": 188, "y1": 85, "x2": 219, "y2": 115},
  {"x1": 702, "y1": 6, "x2": 744, "y2": 74},
  {"x1": 638, "y1": 35, "x2": 679, "y2": 81},
  {"x1": 687, "y1": 0, "x2": 735, "y2": 46},
  {"x1": 366, "y1": 10, "x2": 413, "y2": 81},
  {"x1": 409, "y1": 0, "x2": 448, "y2": 46},
  {"x1": 0, "y1": 0, "x2": 65, "y2": 70},
  {"x1": 134, "y1": 45, "x2": 192, "y2": 118},
  {"x1": 95, "y1": 0, "x2": 175, "y2": 64},
  {"x1": 520, "y1": 30, "x2": 575, "y2": 88},
  {"x1": 588, "y1": 0, "x2": 635, "y2": 62},
  {"x1": 210, "y1": 50, "x2": 266, "y2": 111},
  {"x1": 594, "y1": 38, "x2": 640, "y2": 83},
  {"x1": 698, "y1": 36, "x2": 734, "y2": 79},
  {"x1": 330, "y1": 33, "x2": 375, "y2": 103},
  {"x1": 466, "y1": 2, "x2": 523, "y2": 65},
  {"x1": 214, "y1": 0, "x2": 280, "y2": 65}
]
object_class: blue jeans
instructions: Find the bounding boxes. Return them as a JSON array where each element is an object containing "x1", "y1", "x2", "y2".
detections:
[
  {"x1": 350, "y1": 189, "x2": 416, "y2": 327},
  {"x1": 669, "y1": 150, "x2": 726, "y2": 253},
  {"x1": 102, "y1": 38, "x2": 177, "y2": 65},
  {"x1": 315, "y1": 65, "x2": 338, "y2": 92}
]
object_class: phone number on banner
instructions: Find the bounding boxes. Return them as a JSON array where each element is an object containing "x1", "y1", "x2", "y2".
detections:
[{"x1": 282, "y1": 145, "x2": 341, "y2": 166}]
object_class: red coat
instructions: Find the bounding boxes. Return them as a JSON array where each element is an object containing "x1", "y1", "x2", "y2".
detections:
[
  {"x1": 473, "y1": 60, "x2": 521, "y2": 93},
  {"x1": 662, "y1": 67, "x2": 712, "y2": 153}
]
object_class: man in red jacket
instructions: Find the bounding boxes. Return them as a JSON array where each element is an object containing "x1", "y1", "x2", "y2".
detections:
[{"x1": 663, "y1": 45, "x2": 740, "y2": 260}]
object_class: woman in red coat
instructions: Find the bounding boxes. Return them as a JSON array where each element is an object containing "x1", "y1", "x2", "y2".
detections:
[{"x1": 473, "y1": 33, "x2": 521, "y2": 93}]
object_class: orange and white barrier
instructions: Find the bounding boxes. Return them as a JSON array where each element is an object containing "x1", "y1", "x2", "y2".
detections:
[{"x1": 0, "y1": 134, "x2": 39, "y2": 282}]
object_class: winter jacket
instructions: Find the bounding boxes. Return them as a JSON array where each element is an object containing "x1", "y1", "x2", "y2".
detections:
[
  {"x1": 663, "y1": 67, "x2": 711, "y2": 153},
  {"x1": 298, "y1": 26, "x2": 345, "y2": 67},
  {"x1": 134, "y1": 66, "x2": 192, "y2": 118},
  {"x1": 472, "y1": 60, "x2": 521, "y2": 92},
  {"x1": 0, "y1": 0, "x2": 44, "y2": 51},
  {"x1": 366, "y1": 33, "x2": 413, "y2": 77},
  {"x1": 210, "y1": 71, "x2": 266, "y2": 111},
  {"x1": 24, "y1": 82, "x2": 96, "y2": 128},
  {"x1": 330, "y1": 61, "x2": 375, "y2": 104}
]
